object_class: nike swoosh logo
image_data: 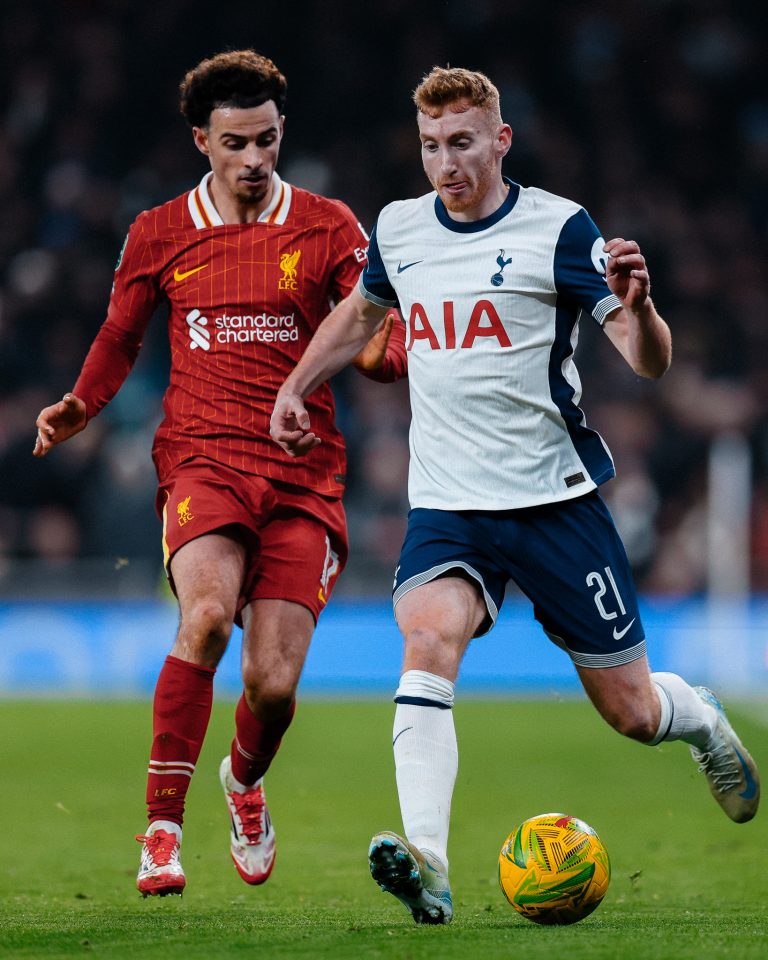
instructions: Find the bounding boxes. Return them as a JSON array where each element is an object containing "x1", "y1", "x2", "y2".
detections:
[
  {"x1": 174, "y1": 264, "x2": 208, "y2": 282},
  {"x1": 392, "y1": 726, "x2": 413, "y2": 747},
  {"x1": 736, "y1": 748, "x2": 758, "y2": 800},
  {"x1": 612, "y1": 618, "x2": 636, "y2": 641},
  {"x1": 397, "y1": 260, "x2": 423, "y2": 274}
]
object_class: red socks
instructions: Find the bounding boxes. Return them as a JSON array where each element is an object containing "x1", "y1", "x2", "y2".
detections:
[
  {"x1": 230, "y1": 694, "x2": 296, "y2": 787},
  {"x1": 146, "y1": 655, "x2": 215, "y2": 825}
]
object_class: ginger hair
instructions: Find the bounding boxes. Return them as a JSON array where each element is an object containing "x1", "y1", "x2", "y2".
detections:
[{"x1": 413, "y1": 66, "x2": 501, "y2": 123}]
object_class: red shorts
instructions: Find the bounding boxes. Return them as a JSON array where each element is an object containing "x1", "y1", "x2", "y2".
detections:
[{"x1": 156, "y1": 457, "x2": 348, "y2": 624}]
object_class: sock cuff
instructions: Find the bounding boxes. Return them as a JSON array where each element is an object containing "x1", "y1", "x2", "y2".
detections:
[
  {"x1": 166, "y1": 654, "x2": 216, "y2": 678},
  {"x1": 648, "y1": 675, "x2": 674, "y2": 745},
  {"x1": 394, "y1": 669, "x2": 455, "y2": 709}
]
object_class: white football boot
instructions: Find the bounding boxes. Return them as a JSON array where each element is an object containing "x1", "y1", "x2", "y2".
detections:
[
  {"x1": 368, "y1": 831, "x2": 453, "y2": 924},
  {"x1": 219, "y1": 756, "x2": 276, "y2": 884},
  {"x1": 135, "y1": 822, "x2": 185, "y2": 897},
  {"x1": 690, "y1": 687, "x2": 760, "y2": 823}
]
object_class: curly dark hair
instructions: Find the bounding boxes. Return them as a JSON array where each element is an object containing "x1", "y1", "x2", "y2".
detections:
[{"x1": 179, "y1": 50, "x2": 287, "y2": 127}]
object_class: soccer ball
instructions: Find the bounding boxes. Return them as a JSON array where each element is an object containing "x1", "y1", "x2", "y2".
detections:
[{"x1": 498, "y1": 812, "x2": 610, "y2": 925}]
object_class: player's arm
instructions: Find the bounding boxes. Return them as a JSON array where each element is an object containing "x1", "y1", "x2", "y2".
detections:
[
  {"x1": 325, "y1": 203, "x2": 407, "y2": 383},
  {"x1": 271, "y1": 288, "x2": 388, "y2": 456},
  {"x1": 33, "y1": 301, "x2": 151, "y2": 457},
  {"x1": 601, "y1": 238, "x2": 671, "y2": 379},
  {"x1": 34, "y1": 393, "x2": 87, "y2": 456},
  {"x1": 33, "y1": 218, "x2": 158, "y2": 457}
]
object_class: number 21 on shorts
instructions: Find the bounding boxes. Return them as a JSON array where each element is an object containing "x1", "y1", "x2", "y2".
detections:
[{"x1": 586, "y1": 566, "x2": 626, "y2": 621}]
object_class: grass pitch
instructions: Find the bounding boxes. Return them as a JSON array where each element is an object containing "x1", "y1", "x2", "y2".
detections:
[{"x1": 1, "y1": 698, "x2": 766, "y2": 959}]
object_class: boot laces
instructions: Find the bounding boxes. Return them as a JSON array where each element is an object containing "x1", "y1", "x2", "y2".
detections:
[
  {"x1": 231, "y1": 787, "x2": 266, "y2": 844},
  {"x1": 694, "y1": 741, "x2": 741, "y2": 793},
  {"x1": 135, "y1": 830, "x2": 180, "y2": 866}
]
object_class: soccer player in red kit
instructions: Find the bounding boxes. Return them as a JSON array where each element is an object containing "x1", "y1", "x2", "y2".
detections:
[{"x1": 33, "y1": 50, "x2": 406, "y2": 897}]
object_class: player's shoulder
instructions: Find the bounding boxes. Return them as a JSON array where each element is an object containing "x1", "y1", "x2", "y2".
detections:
[
  {"x1": 130, "y1": 187, "x2": 198, "y2": 236},
  {"x1": 516, "y1": 183, "x2": 584, "y2": 219},
  {"x1": 289, "y1": 184, "x2": 360, "y2": 227},
  {"x1": 376, "y1": 191, "x2": 435, "y2": 236}
]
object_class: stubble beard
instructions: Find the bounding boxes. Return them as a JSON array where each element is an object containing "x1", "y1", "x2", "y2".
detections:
[
  {"x1": 234, "y1": 183, "x2": 270, "y2": 207},
  {"x1": 437, "y1": 153, "x2": 497, "y2": 214}
]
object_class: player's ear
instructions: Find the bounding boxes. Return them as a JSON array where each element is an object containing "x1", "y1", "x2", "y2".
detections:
[
  {"x1": 192, "y1": 126, "x2": 211, "y2": 157},
  {"x1": 496, "y1": 123, "x2": 513, "y2": 160}
]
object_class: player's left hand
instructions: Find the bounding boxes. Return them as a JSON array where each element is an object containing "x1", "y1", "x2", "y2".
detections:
[
  {"x1": 270, "y1": 393, "x2": 321, "y2": 457},
  {"x1": 352, "y1": 311, "x2": 395, "y2": 371},
  {"x1": 603, "y1": 238, "x2": 651, "y2": 313}
]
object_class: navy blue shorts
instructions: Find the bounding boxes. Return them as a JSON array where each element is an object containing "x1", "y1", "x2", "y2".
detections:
[{"x1": 393, "y1": 491, "x2": 645, "y2": 668}]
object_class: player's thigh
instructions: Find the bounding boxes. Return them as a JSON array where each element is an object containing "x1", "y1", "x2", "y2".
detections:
[
  {"x1": 508, "y1": 492, "x2": 646, "y2": 668},
  {"x1": 394, "y1": 507, "x2": 507, "y2": 638},
  {"x1": 159, "y1": 459, "x2": 269, "y2": 616},
  {"x1": 240, "y1": 598, "x2": 316, "y2": 698},
  {"x1": 242, "y1": 503, "x2": 348, "y2": 623},
  {"x1": 396, "y1": 576, "x2": 487, "y2": 680},
  {"x1": 170, "y1": 531, "x2": 247, "y2": 625}
]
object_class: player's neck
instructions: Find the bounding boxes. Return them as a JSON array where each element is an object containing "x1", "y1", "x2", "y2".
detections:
[
  {"x1": 207, "y1": 174, "x2": 275, "y2": 225},
  {"x1": 446, "y1": 177, "x2": 509, "y2": 223}
]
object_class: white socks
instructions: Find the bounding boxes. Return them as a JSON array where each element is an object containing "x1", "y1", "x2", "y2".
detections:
[
  {"x1": 393, "y1": 670, "x2": 457, "y2": 869},
  {"x1": 649, "y1": 672, "x2": 718, "y2": 748}
]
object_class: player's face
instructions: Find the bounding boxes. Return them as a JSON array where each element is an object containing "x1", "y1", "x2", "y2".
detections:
[
  {"x1": 193, "y1": 101, "x2": 284, "y2": 213},
  {"x1": 418, "y1": 102, "x2": 511, "y2": 218}
]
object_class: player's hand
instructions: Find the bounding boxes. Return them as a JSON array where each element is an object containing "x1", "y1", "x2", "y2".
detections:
[
  {"x1": 33, "y1": 393, "x2": 87, "y2": 457},
  {"x1": 603, "y1": 238, "x2": 651, "y2": 313},
  {"x1": 352, "y1": 311, "x2": 395, "y2": 371},
  {"x1": 270, "y1": 393, "x2": 321, "y2": 457}
]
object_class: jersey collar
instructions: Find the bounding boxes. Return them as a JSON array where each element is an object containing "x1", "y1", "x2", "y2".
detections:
[
  {"x1": 434, "y1": 177, "x2": 520, "y2": 233},
  {"x1": 187, "y1": 171, "x2": 293, "y2": 228}
]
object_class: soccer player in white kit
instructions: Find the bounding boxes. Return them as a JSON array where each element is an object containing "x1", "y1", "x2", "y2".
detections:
[{"x1": 271, "y1": 67, "x2": 760, "y2": 924}]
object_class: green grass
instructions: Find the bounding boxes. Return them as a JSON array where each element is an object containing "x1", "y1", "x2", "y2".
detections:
[{"x1": 1, "y1": 698, "x2": 766, "y2": 958}]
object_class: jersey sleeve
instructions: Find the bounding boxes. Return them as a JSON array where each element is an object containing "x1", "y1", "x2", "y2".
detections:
[
  {"x1": 553, "y1": 208, "x2": 623, "y2": 326},
  {"x1": 73, "y1": 213, "x2": 161, "y2": 418},
  {"x1": 357, "y1": 223, "x2": 398, "y2": 308},
  {"x1": 326, "y1": 200, "x2": 370, "y2": 304}
]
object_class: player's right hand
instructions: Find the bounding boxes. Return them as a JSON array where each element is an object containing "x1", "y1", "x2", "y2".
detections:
[
  {"x1": 33, "y1": 393, "x2": 87, "y2": 457},
  {"x1": 270, "y1": 393, "x2": 321, "y2": 458}
]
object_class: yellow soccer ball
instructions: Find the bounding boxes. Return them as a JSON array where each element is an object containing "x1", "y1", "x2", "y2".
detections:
[{"x1": 498, "y1": 812, "x2": 610, "y2": 925}]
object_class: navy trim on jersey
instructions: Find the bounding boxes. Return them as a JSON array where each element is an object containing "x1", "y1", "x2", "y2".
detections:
[
  {"x1": 549, "y1": 208, "x2": 616, "y2": 487},
  {"x1": 359, "y1": 223, "x2": 398, "y2": 306},
  {"x1": 548, "y1": 301, "x2": 615, "y2": 486},
  {"x1": 553, "y1": 208, "x2": 612, "y2": 314},
  {"x1": 434, "y1": 178, "x2": 520, "y2": 233}
]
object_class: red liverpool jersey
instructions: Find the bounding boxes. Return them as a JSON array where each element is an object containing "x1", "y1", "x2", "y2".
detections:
[{"x1": 73, "y1": 171, "x2": 406, "y2": 497}]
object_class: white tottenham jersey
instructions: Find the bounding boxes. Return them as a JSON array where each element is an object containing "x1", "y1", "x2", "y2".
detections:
[{"x1": 358, "y1": 179, "x2": 623, "y2": 511}]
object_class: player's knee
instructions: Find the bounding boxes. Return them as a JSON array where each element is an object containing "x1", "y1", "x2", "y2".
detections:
[
  {"x1": 180, "y1": 598, "x2": 233, "y2": 652},
  {"x1": 242, "y1": 672, "x2": 295, "y2": 717},
  {"x1": 604, "y1": 705, "x2": 657, "y2": 743},
  {"x1": 404, "y1": 626, "x2": 459, "y2": 670}
]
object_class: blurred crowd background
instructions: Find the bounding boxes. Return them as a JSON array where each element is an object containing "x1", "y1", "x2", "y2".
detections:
[{"x1": 1, "y1": 0, "x2": 766, "y2": 598}]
